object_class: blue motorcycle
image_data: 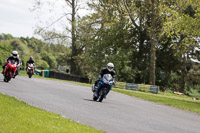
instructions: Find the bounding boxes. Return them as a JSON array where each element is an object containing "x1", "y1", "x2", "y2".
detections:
[{"x1": 92, "y1": 74, "x2": 114, "y2": 102}]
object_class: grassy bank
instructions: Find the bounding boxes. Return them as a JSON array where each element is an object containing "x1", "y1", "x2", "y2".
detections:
[
  {"x1": 112, "y1": 88, "x2": 200, "y2": 114},
  {"x1": 0, "y1": 93, "x2": 104, "y2": 133}
]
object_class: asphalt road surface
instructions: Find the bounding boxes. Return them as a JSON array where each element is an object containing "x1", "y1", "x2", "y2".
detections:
[{"x1": 0, "y1": 74, "x2": 200, "y2": 133}]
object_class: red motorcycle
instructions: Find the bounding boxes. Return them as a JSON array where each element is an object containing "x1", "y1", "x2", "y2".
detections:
[{"x1": 4, "y1": 60, "x2": 17, "y2": 82}]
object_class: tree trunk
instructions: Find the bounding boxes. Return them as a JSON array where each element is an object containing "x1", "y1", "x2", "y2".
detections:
[
  {"x1": 70, "y1": 0, "x2": 78, "y2": 75},
  {"x1": 148, "y1": 0, "x2": 156, "y2": 85},
  {"x1": 149, "y1": 36, "x2": 156, "y2": 85},
  {"x1": 179, "y1": 54, "x2": 187, "y2": 93}
]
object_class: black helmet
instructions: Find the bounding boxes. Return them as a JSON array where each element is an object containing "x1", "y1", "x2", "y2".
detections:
[{"x1": 29, "y1": 56, "x2": 33, "y2": 60}]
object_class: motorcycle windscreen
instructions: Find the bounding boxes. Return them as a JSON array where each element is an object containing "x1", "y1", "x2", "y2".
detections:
[
  {"x1": 29, "y1": 64, "x2": 34, "y2": 67},
  {"x1": 10, "y1": 59, "x2": 16, "y2": 64},
  {"x1": 103, "y1": 74, "x2": 113, "y2": 83}
]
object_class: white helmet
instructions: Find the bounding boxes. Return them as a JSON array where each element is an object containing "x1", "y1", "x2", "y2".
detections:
[
  {"x1": 12, "y1": 51, "x2": 18, "y2": 58},
  {"x1": 107, "y1": 62, "x2": 114, "y2": 71}
]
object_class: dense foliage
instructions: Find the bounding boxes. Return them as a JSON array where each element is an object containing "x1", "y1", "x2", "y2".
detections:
[{"x1": 74, "y1": 0, "x2": 200, "y2": 94}]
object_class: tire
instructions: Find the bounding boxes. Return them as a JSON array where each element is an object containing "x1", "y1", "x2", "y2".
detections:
[
  {"x1": 6, "y1": 72, "x2": 12, "y2": 82},
  {"x1": 99, "y1": 88, "x2": 108, "y2": 102},
  {"x1": 98, "y1": 89, "x2": 105, "y2": 102},
  {"x1": 28, "y1": 70, "x2": 32, "y2": 78},
  {"x1": 93, "y1": 96, "x2": 98, "y2": 101},
  {"x1": 98, "y1": 95, "x2": 104, "y2": 102},
  {"x1": 29, "y1": 74, "x2": 32, "y2": 78}
]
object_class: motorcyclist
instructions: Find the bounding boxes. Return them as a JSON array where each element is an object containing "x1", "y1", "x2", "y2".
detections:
[
  {"x1": 93, "y1": 62, "x2": 116, "y2": 98},
  {"x1": 26, "y1": 56, "x2": 35, "y2": 74},
  {"x1": 2, "y1": 51, "x2": 20, "y2": 76},
  {"x1": 14, "y1": 55, "x2": 22, "y2": 78}
]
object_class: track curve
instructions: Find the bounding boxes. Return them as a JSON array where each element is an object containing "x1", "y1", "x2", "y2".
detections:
[{"x1": 0, "y1": 74, "x2": 199, "y2": 133}]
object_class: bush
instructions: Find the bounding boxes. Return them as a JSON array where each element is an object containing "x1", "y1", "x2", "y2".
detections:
[
  {"x1": 185, "y1": 85, "x2": 200, "y2": 98},
  {"x1": 37, "y1": 60, "x2": 49, "y2": 70}
]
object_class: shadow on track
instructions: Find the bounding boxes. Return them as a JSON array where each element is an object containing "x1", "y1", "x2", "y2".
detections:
[{"x1": 83, "y1": 99, "x2": 96, "y2": 102}]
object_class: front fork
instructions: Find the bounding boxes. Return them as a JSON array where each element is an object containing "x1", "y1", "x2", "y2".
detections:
[{"x1": 96, "y1": 81, "x2": 112, "y2": 98}]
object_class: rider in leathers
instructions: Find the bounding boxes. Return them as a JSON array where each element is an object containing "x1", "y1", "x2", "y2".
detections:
[
  {"x1": 14, "y1": 54, "x2": 22, "y2": 77},
  {"x1": 26, "y1": 56, "x2": 35, "y2": 74},
  {"x1": 93, "y1": 62, "x2": 116, "y2": 98},
  {"x1": 2, "y1": 51, "x2": 20, "y2": 76}
]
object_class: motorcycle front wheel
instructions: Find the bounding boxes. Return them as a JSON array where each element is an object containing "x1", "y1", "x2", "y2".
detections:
[
  {"x1": 28, "y1": 70, "x2": 33, "y2": 78},
  {"x1": 4, "y1": 72, "x2": 12, "y2": 82},
  {"x1": 98, "y1": 89, "x2": 107, "y2": 102},
  {"x1": 93, "y1": 95, "x2": 98, "y2": 101}
]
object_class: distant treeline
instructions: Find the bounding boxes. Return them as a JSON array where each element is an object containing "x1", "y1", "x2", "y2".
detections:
[{"x1": 0, "y1": 33, "x2": 71, "y2": 70}]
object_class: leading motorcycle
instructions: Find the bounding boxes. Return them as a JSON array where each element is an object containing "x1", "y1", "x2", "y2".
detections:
[
  {"x1": 92, "y1": 74, "x2": 114, "y2": 102},
  {"x1": 3, "y1": 59, "x2": 17, "y2": 82}
]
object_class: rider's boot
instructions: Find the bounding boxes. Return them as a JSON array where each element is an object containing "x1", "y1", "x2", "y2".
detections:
[
  {"x1": 2, "y1": 68, "x2": 5, "y2": 75},
  {"x1": 2, "y1": 68, "x2": 4, "y2": 74}
]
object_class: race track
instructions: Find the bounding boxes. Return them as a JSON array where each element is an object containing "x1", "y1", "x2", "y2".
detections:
[{"x1": 0, "y1": 74, "x2": 199, "y2": 133}]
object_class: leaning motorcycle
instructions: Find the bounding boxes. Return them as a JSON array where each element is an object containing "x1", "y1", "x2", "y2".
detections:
[
  {"x1": 27, "y1": 63, "x2": 34, "y2": 78},
  {"x1": 92, "y1": 74, "x2": 114, "y2": 102},
  {"x1": 4, "y1": 60, "x2": 17, "y2": 82}
]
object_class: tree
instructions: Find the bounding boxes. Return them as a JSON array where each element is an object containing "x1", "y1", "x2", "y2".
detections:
[
  {"x1": 161, "y1": 0, "x2": 200, "y2": 92},
  {"x1": 0, "y1": 33, "x2": 14, "y2": 40},
  {"x1": 86, "y1": 0, "x2": 167, "y2": 84},
  {"x1": 41, "y1": 51, "x2": 57, "y2": 69},
  {"x1": 34, "y1": 0, "x2": 87, "y2": 75},
  {"x1": 0, "y1": 40, "x2": 12, "y2": 65}
]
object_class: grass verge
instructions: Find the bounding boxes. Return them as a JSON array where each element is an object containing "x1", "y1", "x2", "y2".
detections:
[
  {"x1": 112, "y1": 88, "x2": 200, "y2": 114},
  {"x1": 0, "y1": 93, "x2": 104, "y2": 133}
]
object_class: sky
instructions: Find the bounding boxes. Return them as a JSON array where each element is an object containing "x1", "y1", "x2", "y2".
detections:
[
  {"x1": 0, "y1": 0, "x2": 89, "y2": 38},
  {"x1": 0, "y1": 0, "x2": 38, "y2": 37}
]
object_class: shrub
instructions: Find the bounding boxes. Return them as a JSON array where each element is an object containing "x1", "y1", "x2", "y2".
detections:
[{"x1": 185, "y1": 85, "x2": 200, "y2": 98}]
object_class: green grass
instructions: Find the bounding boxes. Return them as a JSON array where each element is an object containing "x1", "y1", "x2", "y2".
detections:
[
  {"x1": 0, "y1": 93, "x2": 104, "y2": 133},
  {"x1": 18, "y1": 69, "x2": 41, "y2": 78},
  {"x1": 112, "y1": 88, "x2": 200, "y2": 114}
]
